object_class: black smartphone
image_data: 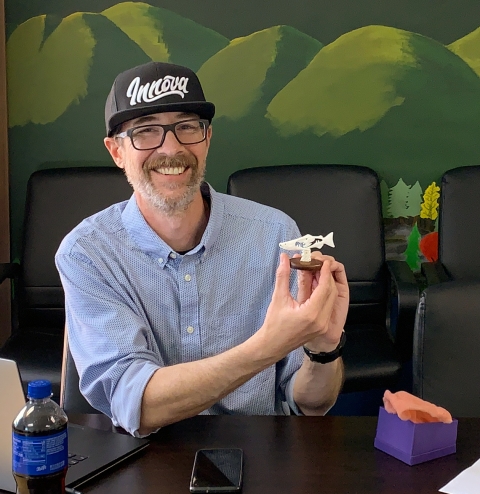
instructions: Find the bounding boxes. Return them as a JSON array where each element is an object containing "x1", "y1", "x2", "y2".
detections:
[{"x1": 189, "y1": 448, "x2": 243, "y2": 493}]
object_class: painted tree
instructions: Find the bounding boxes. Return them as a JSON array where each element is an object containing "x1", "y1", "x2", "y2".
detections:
[
  {"x1": 388, "y1": 178, "x2": 411, "y2": 218},
  {"x1": 420, "y1": 182, "x2": 440, "y2": 220},
  {"x1": 405, "y1": 223, "x2": 422, "y2": 270},
  {"x1": 380, "y1": 180, "x2": 390, "y2": 217},
  {"x1": 406, "y1": 181, "x2": 423, "y2": 217}
]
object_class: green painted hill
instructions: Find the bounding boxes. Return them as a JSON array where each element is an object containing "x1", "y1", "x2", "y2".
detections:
[
  {"x1": 264, "y1": 25, "x2": 480, "y2": 186},
  {"x1": 7, "y1": 11, "x2": 155, "y2": 128},
  {"x1": 7, "y1": 4, "x2": 229, "y2": 128},
  {"x1": 198, "y1": 25, "x2": 322, "y2": 119},
  {"x1": 102, "y1": 2, "x2": 228, "y2": 71},
  {"x1": 268, "y1": 25, "x2": 421, "y2": 137},
  {"x1": 448, "y1": 27, "x2": 480, "y2": 77},
  {"x1": 7, "y1": 13, "x2": 97, "y2": 126},
  {"x1": 197, "y1": 25, "x2": 322, "y2": 189}
]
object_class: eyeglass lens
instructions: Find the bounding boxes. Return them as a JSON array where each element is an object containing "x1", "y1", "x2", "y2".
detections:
[{"x1": 131, "y1": 120, "x2": 207, "y2": 150}]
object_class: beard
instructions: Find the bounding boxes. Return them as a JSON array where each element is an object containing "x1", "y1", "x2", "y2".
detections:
[{"x1": 124, "y1": 152, "x2": 206, "y2": 216}]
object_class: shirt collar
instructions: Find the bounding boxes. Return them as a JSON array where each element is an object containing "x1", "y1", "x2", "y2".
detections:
[{"x1": 121, "y1": 182, "x2": 224, "y2": 261}]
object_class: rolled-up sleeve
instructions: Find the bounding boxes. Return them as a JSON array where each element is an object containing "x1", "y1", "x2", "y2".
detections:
[
  {"x1": 277, "y1": 348, "x2": 304, "y2": 415},
  {"x1": 56, "y1": 247, "x2": 162, "y2": 436}
]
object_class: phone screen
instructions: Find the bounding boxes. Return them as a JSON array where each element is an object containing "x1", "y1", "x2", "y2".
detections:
[{"x1": 190, "y1": 448, "x2": 243, "y2": 492}]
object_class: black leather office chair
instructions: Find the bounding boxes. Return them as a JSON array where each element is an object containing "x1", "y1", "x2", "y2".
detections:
[
  {"x1": 413, "y1": 165, "x2": 480, "y2": 415},
  {"x1": 227, "y1": 164, "x2": 419, "y2": 394},
  {"x1": 60, "y1": 332, "x2": 100, "y2": 414},
  {"x1": 0, "y1": 166, "x2": 132, "y2": 403},
  {"x1": 422, "y1": 165, "x2": 480, "y2": 284},
  {"x1": 413, "y1": 281, "x2": 480, "y2": 416}
]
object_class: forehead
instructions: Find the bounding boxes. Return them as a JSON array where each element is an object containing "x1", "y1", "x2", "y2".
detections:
[{"x1": 128, "y1": 111, "x2": 199, "y2": 127}]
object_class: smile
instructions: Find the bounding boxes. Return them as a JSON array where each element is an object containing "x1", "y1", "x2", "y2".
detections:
[{"x1": 154, "y1": 166, "x2": 187, "y2": 175}]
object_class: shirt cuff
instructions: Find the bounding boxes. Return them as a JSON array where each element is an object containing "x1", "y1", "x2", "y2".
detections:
[{"x1": 110, "y1": 359, "x2": 160, "y2": 436}]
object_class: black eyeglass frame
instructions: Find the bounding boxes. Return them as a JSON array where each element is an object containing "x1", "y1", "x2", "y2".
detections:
[{"x1": 116, "y1": 118, "x2": 210, "y2": 150}]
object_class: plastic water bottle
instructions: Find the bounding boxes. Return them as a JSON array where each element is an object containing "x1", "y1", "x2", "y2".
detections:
[{"x1": 12, "y1": 380, "x2": 68, "y2": 494}]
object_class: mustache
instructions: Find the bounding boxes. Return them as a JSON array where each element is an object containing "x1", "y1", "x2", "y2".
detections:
[{"x1": 145, "y1": 154, "x2": 197, "y2": 171}]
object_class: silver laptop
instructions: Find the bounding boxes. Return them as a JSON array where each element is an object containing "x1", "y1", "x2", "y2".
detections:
[{"x1": 0, "y1": 358, "x2": 149, "y2": 492}]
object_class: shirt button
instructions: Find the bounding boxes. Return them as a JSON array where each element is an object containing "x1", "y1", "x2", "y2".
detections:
[
  {"x1": 158, "y1": 258, "x2": 163, "y2": 264},
  {"x1": 169, "y1": 252, "x2": 177, "y2": 259},
  {"x1": 184, "y1": 274, "x2": 191, "y2": 282},
  {"x1": 186, "y1": 326, "x2": 195, "y2": 334}
]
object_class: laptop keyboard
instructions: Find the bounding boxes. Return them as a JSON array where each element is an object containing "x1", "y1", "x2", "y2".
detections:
[{"x1": 68, "y1": 453, "x2": 89, "y2": 466}]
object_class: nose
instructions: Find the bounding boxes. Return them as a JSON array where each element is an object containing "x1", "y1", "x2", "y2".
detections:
[{"x1": 155, "y1": 129, "x2": 183, "y2": 155}]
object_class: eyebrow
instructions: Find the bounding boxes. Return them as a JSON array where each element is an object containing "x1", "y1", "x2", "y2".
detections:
[{"x1": 131, "y1": 113, "x2": 198, "y2": 127}]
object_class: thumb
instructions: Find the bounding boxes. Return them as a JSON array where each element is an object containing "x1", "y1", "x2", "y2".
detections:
[{"x1": 272, "y1": 253, "x2": 293, "y2": 303}]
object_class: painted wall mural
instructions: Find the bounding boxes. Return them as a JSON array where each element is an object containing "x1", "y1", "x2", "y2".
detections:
[{"x1": 5, "y1": 1, "x2": 480, "y2": 268}]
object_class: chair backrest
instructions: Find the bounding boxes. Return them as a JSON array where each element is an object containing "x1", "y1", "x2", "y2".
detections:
[
  {"x1": 60, "y1": 331, "x2": 100, "y2": 414},
  {"x1": 227, "y1": 165, "x2": 386, "y2": 325},
  {"x1": 18, "y1": 166, "x2": 132, "y2": 331},
  {"x1": 413, "y1": 281, "x2": 480, "y2": 417},
  {"x1": 439, "y1": 165, "x2": 480, "y2": 280}
]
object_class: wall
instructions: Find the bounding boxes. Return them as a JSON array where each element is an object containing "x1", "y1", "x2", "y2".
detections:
[
  {"x1": 0, "y1": 0, "x2": 10, "y2": 342},
  {"x1": 4, "y1": 1, "x2": 480, "y2": 273}
]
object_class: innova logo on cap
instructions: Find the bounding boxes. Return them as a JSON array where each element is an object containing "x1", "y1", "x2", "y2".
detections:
[{"x1": 126, "y1": 75, "x2": 189, "y2": 106}]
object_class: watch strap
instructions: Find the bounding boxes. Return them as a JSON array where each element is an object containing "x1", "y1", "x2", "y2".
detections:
[{"x1": 303, "y1": 330, "x2": 346, "y2": 364}]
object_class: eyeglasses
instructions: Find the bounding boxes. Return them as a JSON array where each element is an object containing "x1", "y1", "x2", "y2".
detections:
[{"x1": 116, "y1": 119, "x2": 209, "y2": 150}]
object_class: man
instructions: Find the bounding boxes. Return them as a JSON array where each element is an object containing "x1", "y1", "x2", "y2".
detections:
[{"x1": 56, "y1": 61, "x2": 349, "y2": 437}]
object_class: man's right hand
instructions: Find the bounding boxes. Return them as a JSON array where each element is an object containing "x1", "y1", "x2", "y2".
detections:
[{"x1": 256, "y1": 253, "x2": 343, "y2": 360}]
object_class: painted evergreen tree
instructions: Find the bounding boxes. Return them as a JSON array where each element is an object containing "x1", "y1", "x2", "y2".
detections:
[
  {"x1": 405, "y1": 223, "x2": 421, "y2": 270},
  {"x1": 380, "y1": 180, "x2": 390, "y2": 218},
  {"x1": 420, "y1": 182, "x2": 440, "y2": 220},
  {"x1": 388, "y1": 178, "x2": 411, "y2": 218},
  {"x1": 406, "y1": 181, "x2": 423, "y2": 217}
]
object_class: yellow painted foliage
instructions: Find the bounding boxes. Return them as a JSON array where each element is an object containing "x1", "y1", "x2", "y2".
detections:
[
  {"x1": 420, "y1": 182, "x2": 440, "y2": 220},
  {"x1": 7, "y1": 13, "x2": 95, "y2": 126}
]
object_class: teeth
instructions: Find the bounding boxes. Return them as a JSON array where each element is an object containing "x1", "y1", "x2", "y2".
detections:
[{"x1": 156, "y1": 167, "x2": 186, "y2": 175}]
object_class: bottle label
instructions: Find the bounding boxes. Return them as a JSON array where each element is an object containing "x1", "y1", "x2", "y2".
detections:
[{"x1": 12, "y1": 429, "x2": 68, "y2": 476}]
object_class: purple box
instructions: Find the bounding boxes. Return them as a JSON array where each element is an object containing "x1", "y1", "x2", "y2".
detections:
[{"x1": 374, "y1": 406, "x2": 458, "y2": 465}]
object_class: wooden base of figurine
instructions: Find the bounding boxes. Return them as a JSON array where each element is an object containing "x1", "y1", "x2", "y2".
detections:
[{"x1": 289, "y1": 258, "x2": 323, "y2": 271}]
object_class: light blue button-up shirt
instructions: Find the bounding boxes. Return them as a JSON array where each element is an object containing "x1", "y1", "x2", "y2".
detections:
[{"x1": 56, "y1": 184, "x2": 303, "y2": 435}]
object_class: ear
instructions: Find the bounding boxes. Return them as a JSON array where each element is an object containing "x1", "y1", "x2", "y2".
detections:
[
  {"x1": 204, "y1": 125, "x2": 213, "y2": 157},
  {"x1": 104, "y1": 137, "x2": 125, "y2": 169}
]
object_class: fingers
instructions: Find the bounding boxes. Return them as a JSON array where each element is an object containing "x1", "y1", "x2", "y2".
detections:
[
  {"x1": 272, "y1": 253, "x2": 294, "y2": 304},
  {"x1": 310, "y1": 252, "x2": 339, "y2": 270},
  {"x1": 318, "y1": 270, "x2": 338, "y2": 328},
  {"x1": 310, "y1": 252, "x2": 347, "y2": 284},
  {"x1": 308, "y1": 260, "x2": 338, "y2": 308},
  {"x1": 298, "y1": 256, "x2": 339, "y2": 303},
  {"x1": 266, "y1": 255, "x2": 343, "y2": 348},
  {"x1": 306, "y1": 263, "x2": 338, "y2": 332},
  {"x1": 297, "y1": 267, "x2": 314, "y2": 304},
  {"x1": 332, "y1": 261, "x2": 348, "y2": 288}
]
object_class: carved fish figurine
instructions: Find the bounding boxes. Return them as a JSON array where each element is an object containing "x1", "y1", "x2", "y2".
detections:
[{"x1": 279, "y1": 233, "x2": 334, "y2": 264}]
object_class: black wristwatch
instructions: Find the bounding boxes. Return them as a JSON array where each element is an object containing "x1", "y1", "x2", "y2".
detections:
[{"x1": 303, "y1": 331, "x2": 346, "y2": 364}]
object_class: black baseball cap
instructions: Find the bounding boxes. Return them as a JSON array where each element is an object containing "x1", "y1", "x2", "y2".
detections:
[{"x1": 105, "y1": 61, "x2": 215, "y2": 136}]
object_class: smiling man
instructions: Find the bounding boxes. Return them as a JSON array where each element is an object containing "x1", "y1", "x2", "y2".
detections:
[{"x1": 55, "y1": 62, "x2": 349, "y2": 437}]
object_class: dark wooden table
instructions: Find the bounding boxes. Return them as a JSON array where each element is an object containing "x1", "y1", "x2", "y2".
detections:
[{"x1": 72, "y1": 415, "x2": 480, "y2": 494}]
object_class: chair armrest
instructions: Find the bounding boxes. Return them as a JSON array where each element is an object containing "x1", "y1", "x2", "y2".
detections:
[
  {"x1": 0, "y1": 262, "x2": 20, "y2": 284},
  {"x1": 420, "y1": 261, "x2": 451, "y2": 286},
  {"x1": 386, "y1": 260, "x2": 420, "y2": 361}
]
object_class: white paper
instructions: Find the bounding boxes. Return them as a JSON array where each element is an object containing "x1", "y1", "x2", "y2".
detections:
[{"x1": 439, "y1": 458, "x2": 480, "y2": 494}]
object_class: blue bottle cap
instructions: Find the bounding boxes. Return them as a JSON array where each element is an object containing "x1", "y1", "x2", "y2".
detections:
[{"x1": 27, "y1": 380, "x2": 52, "y2": 399}]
